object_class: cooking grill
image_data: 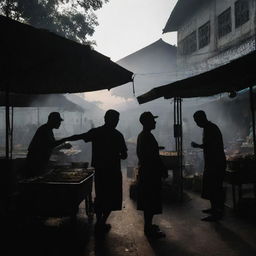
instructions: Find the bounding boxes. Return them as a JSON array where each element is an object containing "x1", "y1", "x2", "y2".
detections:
[{"x1": 18, "y1": 167, "x2": 94, "y2": 218}]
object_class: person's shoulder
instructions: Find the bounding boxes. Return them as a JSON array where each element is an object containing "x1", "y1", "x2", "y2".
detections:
[
  {"x1": 210, "y1": 121, "x2": 220, "y2": 130},
  {"x1": 92, "y1": 125, "x2": 104, "y2": 133},
  {"x1": 38, "y1": 123, "x2": 46, "y2": 129},
  {"x1": 114, "y1": 128, "x2": 123, "y2": 134},
  {"x1": 114, "y1": 129, "x2": 125, "y2": 139},
  {"x1": 87, "y1": 125, "x2": 107, "y2": 137},
  {"x1": 138, "y1": 130, "x2": 151, "y2": 139},
  {"x1": 137, "y1": 131, "x2": 145, "y2": 141},
  {"x1": 207, "y1": 121, "x2": 217, "y2": 128},
  {"x1": 208, "y1": 121, "x2": 222, "y2": 134},
  {"x1": 83, "y1": 127, "x2": 100, "y2": 137},
  {"x1": 36, "y1": 123, "x2": 48, "y2": 133}
]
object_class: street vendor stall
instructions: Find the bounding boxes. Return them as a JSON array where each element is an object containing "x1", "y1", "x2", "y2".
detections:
[
  {"x1": 137, "y1": 50, "x2": 256, "y2": 154},
  {"x1": 0, "y1": 15, "x2": 133, "y2": 216},
  {"x1": 0, "y1": 92, "x2": 84, "y2": 159},
  {"x1": 137, "y1": 50, "x2": 256, "y2": 205},
  {"x1": 0, "y1": 15, "x2": 133, "y2": 160}
]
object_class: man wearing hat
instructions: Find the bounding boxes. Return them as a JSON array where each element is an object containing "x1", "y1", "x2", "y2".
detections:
[
  {"x1": 25, "y1": 111, "x2": 71, "y2": 177},
  {"x1": 136, "y1": 111, "x2": 168, "y2": 239}
]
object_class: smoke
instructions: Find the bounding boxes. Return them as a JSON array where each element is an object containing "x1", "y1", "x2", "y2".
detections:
[
  {"x1": 0, "y1": 93, "x2": 104, "y2": 161},
  {"x1": 1, "y1": 89, "x2": 252, "y2": 175},
  {"x1": 114, "y1": 91, "x2": 252, "y2": 171}
]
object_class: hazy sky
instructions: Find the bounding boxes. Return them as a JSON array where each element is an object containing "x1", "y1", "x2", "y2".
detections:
[{"x1": 84, "y1": 0, "x2": 178, "y2": 110}]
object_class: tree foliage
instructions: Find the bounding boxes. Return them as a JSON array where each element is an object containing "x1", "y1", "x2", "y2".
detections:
[{"x1": 0, "y1": 0, "x2": 109, "y2": 45}]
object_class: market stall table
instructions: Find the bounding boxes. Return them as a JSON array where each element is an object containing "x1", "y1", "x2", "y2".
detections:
[
  {"x1": 160, "y1": 151, "x2": 180, "y2": 182},
  {"x1": 18, "y1": 167, "x2": 94, "y2": 219},
  {"x1": 225, "y1": 159, "x2": 256, "y2": 210}
]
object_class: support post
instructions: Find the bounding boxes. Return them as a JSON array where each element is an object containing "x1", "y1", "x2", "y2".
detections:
[
  {"x1": 5, "y1": 88, "x2": 10, "y2": 160},
  {"x1": 249, "y1": 86, "x2": 256, "y2": 157},
  {"x1": 173, "y1": 97, "x2": 183, "y2": 201}
]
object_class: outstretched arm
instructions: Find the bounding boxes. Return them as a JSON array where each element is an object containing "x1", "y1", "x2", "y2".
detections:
[
  {"x1": 63, "y1": 134, "x2": 86, "y2": 141},
  {"x1": 191, "y1": 141, "x2": 204, "y2": 149},
  {"x1": 52, "y1": 134, "x2": 86, "y2": 148},
  {"x1": 53, "y1": 138, "x2": 69, "y2": 148}
]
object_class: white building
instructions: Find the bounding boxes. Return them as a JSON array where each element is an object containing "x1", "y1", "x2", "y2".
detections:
[{"x1": 163, "y1": 0, "x2": 256, "y2": 77}]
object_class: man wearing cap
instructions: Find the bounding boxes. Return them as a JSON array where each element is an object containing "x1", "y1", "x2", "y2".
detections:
[
  {"x1": 136, "y1": 111, "x2": 168, "y2": 239},
  {"x1": 25, "y1": 112, "x2": 71, "y2": 177},
  {"x1": 68, "y1": 109, "x2": 127, "y2": 233}
]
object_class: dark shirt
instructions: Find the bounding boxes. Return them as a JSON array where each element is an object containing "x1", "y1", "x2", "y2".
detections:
[
  {"x1": 137, "y1": 130, "x2": 165, "y2": 179},
  {"x1": 203, "y1": 121, "x2": 226, "y2": 171},
  {"x1": 136, "y1": 129, "x2": 166, "y2": 214},
  {"x1": 26, "y1": 124, "x2": 56, "y2": 175},
  {"x1": 201, "y1": 121, "x2": 226, "y2": 200},
  {"x1": 80, "y1": 125, "x2": 127, "y2": 170}
]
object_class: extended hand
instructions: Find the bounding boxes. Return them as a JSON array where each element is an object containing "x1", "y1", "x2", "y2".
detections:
[
  {"x1": 63, "y1": 142, "x2": 72, "y2": 149},
  {"x1": 191, "y1": 141, "x2": 199, "y2": 148}
]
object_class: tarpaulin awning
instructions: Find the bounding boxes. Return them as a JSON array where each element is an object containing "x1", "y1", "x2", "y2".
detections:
[
  {"x1": 0, "y1": 93, "x2": 84, "y2": 112},
  {"x1": 137, "y1": 50, "x2": 256, "y2": 104},
  {"x1": 137, "y1": 49, "x2": 256, "y2": 158},
  {"x1": 0, "y1": 15, "x2": 133, "y2": 94},
  {"x1": 0, "y1": 15, "x2": 133, "y2": 160}
]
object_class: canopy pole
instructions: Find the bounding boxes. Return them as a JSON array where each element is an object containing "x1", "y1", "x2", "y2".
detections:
[
  {"x1": 10, "y1": 106, "x2": 13, "y2": 159},
  {"x1": 173, "y1": 97, "x2": 183, "y2": 201},
  {"x1": 37, "y1": 107, "x2": 40, "y2": 126},
  {"x1": 249, "y1": 86, "x2": 256, "y2": 157},
  {"x1": 80, "y1": 112, "x2": 83, "y2": 131},
  {"x1": 5, "y1": 87, "x2": 10, "y2": 160}
]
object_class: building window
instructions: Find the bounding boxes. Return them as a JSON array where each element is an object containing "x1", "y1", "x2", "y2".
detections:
[
  {"x1": 218, "y1": 7, "x2": 232, "y2": 38},
  {"x1": 198, "y1": 21, "x2": 210, "y2": 49},
  {"x1": 235, "y1": 0, "x2": 249, "y2": 28},
  {"x1": 179, "y1": 31, "x2": 197, "y2": 55}
]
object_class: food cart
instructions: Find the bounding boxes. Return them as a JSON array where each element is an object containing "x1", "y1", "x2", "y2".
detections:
[{"x1": 18, "y1": 167, "x2": 94, "y2": 219}]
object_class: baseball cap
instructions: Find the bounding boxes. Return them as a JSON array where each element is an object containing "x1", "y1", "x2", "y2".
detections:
[
  {"x1": 139, "y1": 111, "x2": 158, "y2": 125},
  {"x1": 48, "y1": 112, "x2": 64, "y2": 122}
]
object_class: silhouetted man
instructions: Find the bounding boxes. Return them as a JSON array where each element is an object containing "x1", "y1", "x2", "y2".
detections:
[
  {"x1": 191, "y1": 110, "x2": 226, "y2": 221},
  {"x1": 25, "y1": 112, "x2": 71, "y2": 178},
  {"x1": 68, "y1": 109, "x2": 127, "y2": 232},
  {"x1": 136, "y1": 112, "x2": 168, "y2": 239}
]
